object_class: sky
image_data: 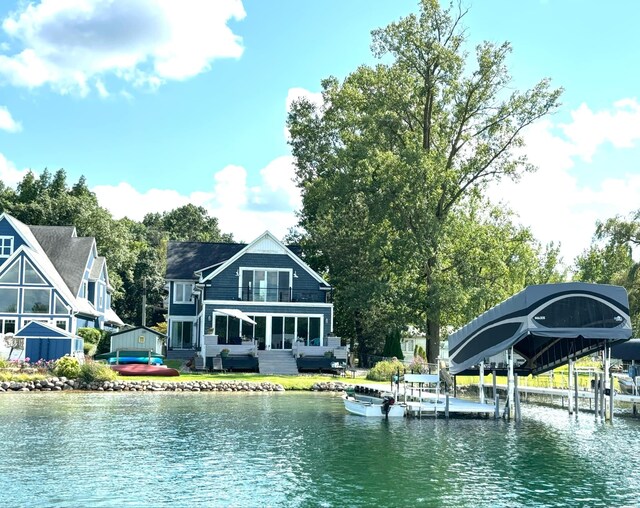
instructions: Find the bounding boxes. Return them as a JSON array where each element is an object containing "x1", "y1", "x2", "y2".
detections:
[{"x1": 0, "y1": 0, "x2": 639, "y2": 267}]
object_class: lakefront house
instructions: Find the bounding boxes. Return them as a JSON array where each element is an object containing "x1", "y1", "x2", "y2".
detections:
[
  {"x1": 0, "y1": 212, "x2": 124, "y2": 361},
  {"x1": 165, "y1": 231, "x2": 344, "y2": 374}
]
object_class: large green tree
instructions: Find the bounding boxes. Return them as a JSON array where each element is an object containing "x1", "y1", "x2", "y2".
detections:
[{"x1": 288, "y1": 0, "x2": 562, "y2": 361}]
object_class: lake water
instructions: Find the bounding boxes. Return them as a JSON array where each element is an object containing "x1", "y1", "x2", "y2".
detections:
[{"x1": 1, "y1": 391, "x2": 640, "y2": 507}]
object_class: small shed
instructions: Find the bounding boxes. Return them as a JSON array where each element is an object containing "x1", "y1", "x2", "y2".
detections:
[
  {"x1": 16, "y1": 321, "x2": 84, "y2": 362},
  {"x1": 110, "y1": 326, "x2": 166, "y2": 355}
]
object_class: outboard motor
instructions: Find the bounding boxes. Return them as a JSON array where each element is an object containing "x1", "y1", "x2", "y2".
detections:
[{"x1": 381, "y1": 396, "x2": 395, "y2": 418}]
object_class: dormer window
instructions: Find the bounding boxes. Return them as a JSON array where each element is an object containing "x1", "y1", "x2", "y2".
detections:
[{"x1": 0, "y1": 236, "x2": 13, "y2": 258}]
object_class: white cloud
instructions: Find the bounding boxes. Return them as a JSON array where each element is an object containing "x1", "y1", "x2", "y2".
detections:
[
  {"x1": 0, "y1": 0, "x2": 246, "y2": 95},
  {"x1": 0, "y1": 105, "x2": 22, "y2": 132},
  {"x1": 0, "y1": 152, "x2": 28, "y2": 185},
  {"x1": 488, "y1": 98, "x2": 640, "y2": 266},
  {"x1": 93, "y1": 156, "x2": 302, "y2": 242}
]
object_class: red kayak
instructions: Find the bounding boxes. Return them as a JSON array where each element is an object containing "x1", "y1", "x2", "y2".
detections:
[{"x1": 111, "y1": 364, "x2": 180, "y2": 377}]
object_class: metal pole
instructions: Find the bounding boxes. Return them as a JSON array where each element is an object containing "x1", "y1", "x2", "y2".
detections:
[
  {"x1": 507, "y1": 347, "x2": 515, "y2": 420},
  {"x1": 600, "y1": 372, "x2": 606, "y2": 419},
  {"x1": 594, "y1": 373, "x2": 599, "y2": 419},
  {"x1": 568, "y1": 359, "x2": 573, "y2": 415},
  {"x1": 493, "y1": 369, "x2": 498, "y2": 418},
  {"x1": 609, "y1": 371, "x2": 615, "y2": 423},
  {"x1": 479, "y1": 361, "x2": 485, "y2": 404},
  {"x1": 574, "y1": 365, "x2": 579, "y2": 417},
  {"x1": 445, "y1": 392, "x2": 450, "y2": 419},
  {"x1": 514, "y1": 374, "x2": 521, "y2": 421}
]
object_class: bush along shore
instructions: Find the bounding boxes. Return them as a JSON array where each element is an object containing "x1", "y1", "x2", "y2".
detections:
[{"x1": 0, "y1": 377, "x2": 350, "y2": 393}]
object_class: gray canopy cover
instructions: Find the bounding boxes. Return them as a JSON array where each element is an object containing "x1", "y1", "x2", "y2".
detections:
[{"x1": 448, "y1": 283, "x2": 632, "y2": 375}]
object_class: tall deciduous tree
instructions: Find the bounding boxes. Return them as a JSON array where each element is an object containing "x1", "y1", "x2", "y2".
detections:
[{"x1": 288, "y1": 0, "x2": 562, "y2": 361}]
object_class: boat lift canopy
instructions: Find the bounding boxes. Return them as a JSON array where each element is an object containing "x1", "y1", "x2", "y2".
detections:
[{"x1": 448, "y1": 283, "x2": 632, "y2": 375}]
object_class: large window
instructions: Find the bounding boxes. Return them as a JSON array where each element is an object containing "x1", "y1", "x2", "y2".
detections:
[
  {"x1": 296, "y1": 316, "x2": 322, "y2": 346},
  {"x1": 23, "y1": 288, "x2": 50, "y2": 313},
  {"x1": 0, "y1": 237, "x2": 13, "y2": 258},
  {"x1": 0, "y1": 260, "x2": 19, "y2": 284},
  {"x1": 0, "y1": 288, "x2": 18, "y2": 313},
  {"x1": 171, "y1": 320, "x2": 193, "y2": 349},
  {"x1": 173, "y1": 282, "x2": 194, "y2": 304},
  {"x1": 24, "y1": 260, "x2": 46, "y2": 284},
  {"x1": 240, "y1": 269, "x2": 291, "y2": 302}
]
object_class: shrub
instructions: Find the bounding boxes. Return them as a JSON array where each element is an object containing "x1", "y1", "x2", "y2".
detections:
[
  {"x1": 54, "y1": 356, "x2": 82, "y2": 378},
  {"x1": 409, "y1": 356, "x2": 430, "y2": 374},
  {"x1": 77, "y1": 327, "x2": 102, "y2": 345},
  {"x1": 366, "y1": 359, "x2": 404, "y2": 381},
  {"x1": 0, "y1": 358, "x2": 9, "y2": 369},
  {"x1": 79, "y1": 361, "x2": 118, "y2": 383}
]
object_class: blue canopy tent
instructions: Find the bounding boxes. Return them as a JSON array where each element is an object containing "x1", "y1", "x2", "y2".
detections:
[{"x1": 448, "y1": 283, "x2": 632, "y2": 376}]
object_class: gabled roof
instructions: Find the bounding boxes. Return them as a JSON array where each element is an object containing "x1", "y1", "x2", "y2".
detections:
[
  {"x1": 202, "y1": 231, "x2": 328, "y2": 286},
  {"x1": 104, "y1": 308, "x2": 124, "y2": 327},
  {"x1": 15, "y1": 320, "x2": 78, "y2": 339},
  {"x1": 30, "y1": 225, "x2": 95, "y2": 297},
  {"x1": 0, "y1": 213, "x2": 42, "y2": 252},
  {"x1": 166, "y1": 242, "x2": 245, "y2": 280}
]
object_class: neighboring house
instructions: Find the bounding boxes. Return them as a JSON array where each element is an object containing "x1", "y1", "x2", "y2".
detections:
[
  {"x1": 165, "y1": 231, "x2": 338, "y2": 372},
  {"x1": 0, "y1": 213, "x2": 124, "y2": 360}
]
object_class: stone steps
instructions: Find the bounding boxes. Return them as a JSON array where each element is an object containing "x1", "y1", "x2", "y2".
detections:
[{"x1": 258, "y1": 351, "x2": 299, "y2": 375}]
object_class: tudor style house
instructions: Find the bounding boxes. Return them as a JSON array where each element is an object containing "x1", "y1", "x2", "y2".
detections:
[
  {"x1": 0, "y1": 213, "x2": 123, "y2": 359},
  {"x1": 165, "y1": 231, "x2": 341, "y2": 373}
]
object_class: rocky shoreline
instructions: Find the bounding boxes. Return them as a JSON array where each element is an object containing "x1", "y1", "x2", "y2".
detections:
[{"x1": 0, "y1": 377, "x2": 350, "y2": 393}]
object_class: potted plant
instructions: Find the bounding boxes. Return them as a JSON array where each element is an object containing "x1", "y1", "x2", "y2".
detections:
[
  {"x1": 220, "y1": 348, "x2": 230, "y2": 358},
  {"x1": 324, "y1": 350, "x2": 334, "y2": 358}
]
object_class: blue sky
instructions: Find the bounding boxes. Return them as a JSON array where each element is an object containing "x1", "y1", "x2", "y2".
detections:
[{"x1": 0, "y1": 1, "x2": 639, "y2": 264}]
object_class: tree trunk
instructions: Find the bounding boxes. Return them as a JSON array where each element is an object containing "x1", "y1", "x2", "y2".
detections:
[{"x1": 427, "y1": 314, "x2": 440, "y2": 365}]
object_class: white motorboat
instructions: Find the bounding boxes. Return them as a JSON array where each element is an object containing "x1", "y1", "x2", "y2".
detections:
[{"x1": 343, "y1": 390, "x2": 405, "y2": 417}]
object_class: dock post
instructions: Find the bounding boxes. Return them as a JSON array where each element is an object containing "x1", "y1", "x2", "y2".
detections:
[
  {"x1": 445, "y1": 392, "x2": 449, "y2": 419},
  {"x1": 479, "y1": 361, "x2": 485, "y2": 404},
  {"x1": 568, "y1": 359, "x2": 574, "y2": 415},
  {"x1": 574, "y1": 365, "x2": 579, "y2": 417},
  {"x1": 594, "y1": 373, "x2": 599, "y2": 419},
  {"x1": 507, "y1": 347, "x2": 515, "y2": 420},
  {"x1": 493, "y1": 369, "x2": 499, "y2": 419},
  {"x1": 609, "y1": 371, "x2": 614, "y2": 423},
  {"x1": 453, "y1": 375, "x2": 457, "y2": 398},
  {"x1": 600, "y1": 372, "x2": 606, "y2": 419},
  {"x1": 514, "y1": 374, "x2": 521, "y2": 421}
]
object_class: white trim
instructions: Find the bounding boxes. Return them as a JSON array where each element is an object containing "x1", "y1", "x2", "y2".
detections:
[
  {"x1": 173, "y1": 282, "x2": 194, "y2": 304},
  {"x1": 203, "y1": 299, "x2": 333, "y2": 308},
  {"x1": 0, "y1": 236, "x2": 14, "y2": 258},
  {"x1": 201, "y1": 231, "x2": 330, "y2": 287},
  {"x1": 194, "y1": 261, "x2": 226, "y2": 276},
  {"x1": 238, "y1": 267, "x2": 293, "y2": 302}
]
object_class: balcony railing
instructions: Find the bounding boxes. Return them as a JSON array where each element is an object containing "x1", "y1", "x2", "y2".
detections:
[{"x1": 202, "y1": 285, "x2": 332, "y2": 304}]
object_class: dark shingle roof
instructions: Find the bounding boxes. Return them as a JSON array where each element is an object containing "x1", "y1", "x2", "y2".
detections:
[
  {"x1": 166, "y1": 242, "x2": 245, "y2": 279},
  {"x1": 89, "y1": 256, "x2": 105, "y2": 280},
  {"x1": 29, "y1": 226, "x2": 94, "y2": 296},
  {"x1": 166, "y1": 241, "x2": 303, "y2": 280}
]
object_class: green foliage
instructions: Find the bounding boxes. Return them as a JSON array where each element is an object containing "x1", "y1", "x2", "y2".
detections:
[
  {"x1": 96, "y1": 332, "x2": 112, "y2": 355},
  {"x1": 366, "y1": 359, "x2": 404, "y2": 381},
  {"x1": 77, "y1": 327, "x2": 102, "y2": 345},
  {"x1": 288, "y1": 0, "x2": 562, "y2": 362},
  {"x1": 0, "y1": 358, "x2": 9, "y2": 368},
  {"x1": 151, "y1": 321, "x2": 168, "y2": 336},
  {"x1": 79, "y1": 361, "x2": 118, "y2": 383},
  {"x1": 408, "y1": 356, "x2": 430, "y2": 374},
  {"x1": 414, "y1": 345, "x2": 427, "y2": 360},
  {"x1": 382, "y1": 329, "x2": 404, "y2": 360},
  {"x1": 54, "y1": 356, "x2": 82, "y2": 379}
]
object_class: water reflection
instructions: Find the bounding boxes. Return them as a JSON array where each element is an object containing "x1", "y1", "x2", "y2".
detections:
[{"x1": 1, "y1": 392, "x2": 639, "y2": 507}]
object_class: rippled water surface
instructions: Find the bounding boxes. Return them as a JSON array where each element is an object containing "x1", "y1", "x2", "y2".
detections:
[{"x1": 1, "y1": 392, "x2": 640, "y2": 507}]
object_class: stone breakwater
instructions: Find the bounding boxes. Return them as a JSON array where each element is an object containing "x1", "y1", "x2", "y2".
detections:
[{"x1": 0, "y1": 378, "x2": 350, "y2": 393}]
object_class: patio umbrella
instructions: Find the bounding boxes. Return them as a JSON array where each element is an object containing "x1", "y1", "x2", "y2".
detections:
[{"x1": 214, "y1": 308, "x2": 257, "y2": 325}]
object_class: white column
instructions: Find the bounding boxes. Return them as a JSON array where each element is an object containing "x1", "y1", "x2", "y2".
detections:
[
  {"x1": 479, "y1": 361, "x2": 485, "y2": 404},
  {"x1": 568, "y1": 359, "x2": 574, "y2": 415},
  {"x1": 507, "y1": 347, "x2": 515, "y2": 420}
]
